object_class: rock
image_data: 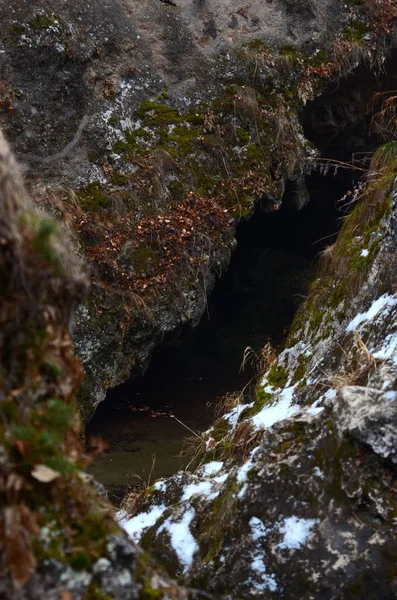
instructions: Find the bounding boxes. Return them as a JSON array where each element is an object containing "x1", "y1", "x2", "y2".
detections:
[
  {"x1": 122, "y1": 136, "x2": 397, "y2": 595},
  {"x1": 0, "y1": 129, "x2": 188, "y2": 599},
  {"x1": 336, "y1": 385, "x2": 397, "y2": 462},
  {"x1": 0, "y1": 0, "x2": 382, "y2": 417}
]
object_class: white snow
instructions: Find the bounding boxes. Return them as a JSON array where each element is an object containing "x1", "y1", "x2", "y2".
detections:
[
  {"x1": 202, "y1": 461, "x2": 224, "y2": 477},
  {"x1": 223, "y1": 402, "x2": 254, "y2": 427},
  {"x1": 278, "y1": 516, "x2": 319, "y2": 550},
  {"x1": 237, "y1": 447, "x2": 260, "y2": 498},
  {"x1": 250, "y1": 556, "x2": 278, "y2": 592},
  {"x1": 158, "y1": 508, "x2": 198, "y2": 572},
  {"x1": 313, "y1": 467, "x2": 324, "y2": 479},
  {"x1": 213, "y1": 472, "x2": 228, "y2": 484},
  {"x1": 324, "y1": 388, "x2": 337, "y2": 400},
  {"x1": 250, "y1": 517, "x2": 268, "y2": 541},
  {"x1": 346, "y1": 294, "x2": 397, "y2": 333},
  {"x1": 372, "y1": 332, "x2": 397, "y2": 364},
  {"x1": 118, "y1": 504, "x2": 166, "y2": 542},
  {"x1": 153, "y1": 480, "x2": 167, "y2": 492},
  {"x1": 238, "y1": 483, "x2": 248, "y2": 499},
  {"x1": 181, "y1": 480, "x2": 214, "y2": 501},
  {"x1": 251, "y1": 386, "x2": 299, "y2": 430},
  {"x1": 237, "y1": 447, "x2": 260, "y2": 484},
  {"x1": 360, "y1": 249, "x2": 369, "y2": 257},
  {"x1": 306, "y1": 398, "x2": 325, "y2": 417}
]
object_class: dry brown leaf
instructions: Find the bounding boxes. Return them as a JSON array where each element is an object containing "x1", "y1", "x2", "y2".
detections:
[
  {"x1": 4, "y1": 505, "x2": 38, "y2": 588},
  {"x1": 31, "y1": 464, "x2": 61, "y2": 483}
]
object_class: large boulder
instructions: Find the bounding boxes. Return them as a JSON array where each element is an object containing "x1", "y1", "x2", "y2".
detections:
[{"x1": 119, "y1": 142, "x2": 397, "y2": 596}]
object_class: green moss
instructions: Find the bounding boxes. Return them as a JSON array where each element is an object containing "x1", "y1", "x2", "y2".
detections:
[
  {"x1": 345, "y1": 20, "x2": 368, "y2": 42},
  {"x1": 247, "y1": 39, "x2": 268, "y2": 50},
  {"x1": 130, "y1": 247, "x2": 160, "y2": 278},
  {"x1": 70, "y1": 551, "x2": 91, "y2": 570},
  {"x1": 10, "y1": 24, "x2": 25, "y2": 35},
  {"x1": 211, "y1": 418, "x2": 230, "y2": 443},
  {"x1": 252, "y1": 386, "x2": 273, "y2": 414},
  {"x1": 198, "y1": 475, "x2": 239, "y2": 564},
  {"x1": 236, "y1": 129, "x2": 250, "y2": 144},
  {"x1": 309, "y1": 309, "x2": 323, "y2": 333},
  {"x1": 109, "y1": 172, "x2": 129, "y2": 186},
  {"x1": 136, "y1": 552, "x2": 165, "y2": 599},
  {"x1": 279, "y1": 45, "x2": 300, "y2": 64},
  {"x1": 31, "y1": 14, "x2": 57, "y2": 29},
  {"x1": 107, "y1": 114, "x2": 120, "y2": 127},
  {"x1": 39, "y1": 360, "x2": 63, "y2": 379},
  {"x1": 32, "y1": 218, "x2": 61, "y2": 272},
  {"x1": 266, "y1": 363, "x2": 289, "y2": 388},
  {"x1": 136, "y1": 101, "x2": 183, "y2": 124},
  {"x1": 77, "y1": 181, "x2": 108, "y2": 212},
  {"x1": 306, "y1": 48, "x2": 328, "y2": 67},
  {"x1": 84, "y1": 582, "x2": 112, "y2": 600}
]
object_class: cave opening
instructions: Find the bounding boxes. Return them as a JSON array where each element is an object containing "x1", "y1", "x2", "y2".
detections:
[
  {"x1": 87, "y1": 53, "x2": 397, "y2": 504},
  {"x1": 87, "y1": 168, "x2": 350, "y2": 503}
]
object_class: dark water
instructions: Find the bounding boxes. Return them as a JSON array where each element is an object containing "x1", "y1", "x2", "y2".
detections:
[{"x1": 87, "y1": 181, "x2": 343, "y2": 504}]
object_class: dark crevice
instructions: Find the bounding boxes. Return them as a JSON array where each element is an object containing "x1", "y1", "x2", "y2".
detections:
[
  {"x1": 87, "y1": 55, "x2": 397, "y2": 502},
  {"x1": 87, "y1": 169, "x2": 349, "y2": 502}
]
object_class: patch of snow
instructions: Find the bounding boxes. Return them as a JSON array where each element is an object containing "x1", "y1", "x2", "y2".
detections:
[
  {"x1": 306, "y1": 406, "x2": 325, "y2": 416},
  {"x1": 372, "y1": 332, "x2": 397, "y2": 364},
  {"x1": 278, "y1": 516, "x2": 319, "y2": 550},
  {"x1": 181, "y1": 481, "x2": 214, "y2": 501},
  {"x1": 158, "y1": 508, "x2": 198, "y2": 572},
  {"x1": 250, "y1": 517, "x2": 268, "y2": 541},
  {"x1": 384, "y1": 390, "x2": 397, "y2": 402},
  {"x1": 237, "y1": 447, "x2": 260, "y2": 498},
  {"x1": 213, "y1": 473, "x2": 228, "y2": 484},
  {"x1": 250, "y1": 556, "x2": 278, "y2": 592},
  {"x1": 223, "y1": 402, "x2": 254, "y2": 427},
  {"x1": 118, "y1": 505, "x2": 166, "y2": 543},
  {"x1": 360, "y1": 249, "x2": 369, "y2": 257},
  {"x1": 251, "y1": 386, "x2": 299, "y2": 430},
  {"x1": 346, "y1": 294, "x2": 397, "y2": 333},
  {"x1": 313, "y1": 467, "x2": 324, "y2": 479},
  {"x1": 202, "y1": 461, "x2": 224, "y2": 477},
  {"x1": 382, "y1": 379, "x2": 392, "y2": 391},
  {"x1": 324, "y1": 388, "x2": 337, "y2": 400},
  {"x1": 238, "y1": 483, "x2": 248, "y2": 499},
  {"x1": 153, "y1": 480, "x2": 167, "y2": 492},
  {"x1": 237, "y1": 446, "x2": 260, "y2": 484}
]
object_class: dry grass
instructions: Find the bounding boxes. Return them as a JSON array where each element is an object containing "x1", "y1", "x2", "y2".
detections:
[
  {"x1": 240, "y1": 341, "x2": 276, "y2": 377},
  {"x1": 329, "y1": 333, "x2": 381, "y2": 389},
  {"x1": 233, "y1": 86, "x2": 260, "y2": 122},
  {"x1": 224, "y1": 420, "x2": 261, "y2": 460},
  {"x1": 332, "y1": 39, "x2": 371, "y2": 76},
  {"x1": 120, "y1": 454, "x2": 157, "y2": 516}
]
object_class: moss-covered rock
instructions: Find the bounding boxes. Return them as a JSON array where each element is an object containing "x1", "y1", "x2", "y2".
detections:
[{"x1": 0, "y1": 131, "x2": 188, "y2": 599}]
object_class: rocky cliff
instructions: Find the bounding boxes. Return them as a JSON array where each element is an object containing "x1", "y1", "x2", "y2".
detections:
[
  {"x1": 1, "y1": 0, "x2": 395, "y2": 417},
  {"x1": 119, "y1": 133, "x2": 397, "y2": 597},
  {"x1": 0, "y1": 130, "x2": 191, "y2": 599}
]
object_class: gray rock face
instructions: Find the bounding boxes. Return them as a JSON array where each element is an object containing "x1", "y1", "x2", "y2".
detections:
[
  {"x1": 337, "y1": 385, "x2": 397, "y2": 462},
  {"x1": 0, "y1": 0, "x2": 355, "y2": 416}
]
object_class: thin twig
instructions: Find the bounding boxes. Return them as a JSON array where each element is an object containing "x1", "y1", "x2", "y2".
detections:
[
  {"x1": 171, "y1": 415, "x2": 202, "y2": 439},
  {"x1": 17, "y1": 115, "x2": 90, "y2": 166}
]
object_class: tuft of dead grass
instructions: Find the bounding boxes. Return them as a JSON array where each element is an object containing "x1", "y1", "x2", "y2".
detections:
[{"x1": 329, "y1": 332, "x2": 381, "y2": 389}]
